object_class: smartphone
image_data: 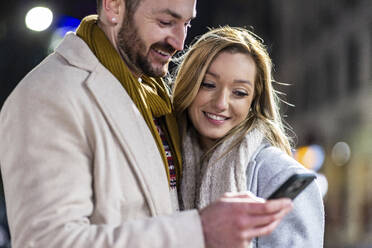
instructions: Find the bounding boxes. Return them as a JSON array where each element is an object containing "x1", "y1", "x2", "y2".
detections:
[{"x1": 267, "y1": 173, "x2": 316, "y2": 200}]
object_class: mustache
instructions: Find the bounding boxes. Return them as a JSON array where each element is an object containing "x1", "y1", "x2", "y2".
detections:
[{"x1": 151, "y1": 42, "x2": 176, "y2": 54}]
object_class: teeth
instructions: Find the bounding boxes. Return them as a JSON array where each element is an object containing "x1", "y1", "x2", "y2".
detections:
[
  {"x1": 205, "y1": 112, "x2": 227, "y2": 121},
  {"x1": 155, "y1": 49, "x2": 170, "y2": 56}
]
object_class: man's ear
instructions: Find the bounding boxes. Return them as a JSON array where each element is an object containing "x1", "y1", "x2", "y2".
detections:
[{"x1": 101, "y1": 0, "x2": 125, "y2": 24}]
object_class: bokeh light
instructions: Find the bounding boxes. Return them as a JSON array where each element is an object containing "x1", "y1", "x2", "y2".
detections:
[
  {"x1": 294, "y1": 144, "x2": 325, "y2": 171},
  {"x1": 49, "y1": 16, "x2": 81, "y2": 52},
  {"x1": 331, "y1": 141, "x2": 351, "y2": 166},
  {"x1": 25, "y1": 7, "x2": 53, "y2": 32}
]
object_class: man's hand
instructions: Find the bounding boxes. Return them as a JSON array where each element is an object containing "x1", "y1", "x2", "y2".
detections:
[{"x1": 199, "y1": 192, "x2": 293, "y2": 248}]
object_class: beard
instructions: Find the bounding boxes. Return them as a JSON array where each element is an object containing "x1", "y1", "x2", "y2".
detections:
[{"x1": 117, "y1": 15, "x2": 175, "y2": 77}]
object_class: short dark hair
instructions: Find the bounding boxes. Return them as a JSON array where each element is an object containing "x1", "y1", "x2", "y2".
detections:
[
  {"x1": 96, "y1": 0, "x2": 102, "y2": 14},
  {"x1": 96, "y1": 0, "x2": 142, "y2": 17}
]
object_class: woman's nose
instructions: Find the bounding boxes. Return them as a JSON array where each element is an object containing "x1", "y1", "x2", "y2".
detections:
[{"x1": 213, "y1": 90, "x2": 229, "y2": 111}]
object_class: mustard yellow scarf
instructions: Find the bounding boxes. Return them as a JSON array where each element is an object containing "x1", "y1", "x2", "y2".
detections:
[{"x1": 76, "y1": 15, "x2": 182, "y2": 187}]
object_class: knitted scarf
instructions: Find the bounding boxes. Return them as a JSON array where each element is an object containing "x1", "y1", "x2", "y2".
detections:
[
  {"x1": 76, "y1": 15, "x2": 182, "y2": 186},
  {"x1": 181, "y1": 123, "x2": 265, "y2": 209}
]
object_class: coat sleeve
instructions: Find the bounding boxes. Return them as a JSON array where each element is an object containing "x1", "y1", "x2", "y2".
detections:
[
  {"x1": 0, "y1": 67, "x2": 204, "y2": 248},
  {"x1": 250, "y1": 146, "x2": 325, "y2": 248}
]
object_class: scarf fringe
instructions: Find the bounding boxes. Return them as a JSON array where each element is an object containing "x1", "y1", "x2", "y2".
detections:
[{"x1": 181, "y1": 123, "x2": 265, "y2": 209}]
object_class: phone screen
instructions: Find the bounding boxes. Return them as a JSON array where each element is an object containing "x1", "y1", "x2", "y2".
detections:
[{"x1": 267, "y1": 173, "x2": 316, "y2": 200}]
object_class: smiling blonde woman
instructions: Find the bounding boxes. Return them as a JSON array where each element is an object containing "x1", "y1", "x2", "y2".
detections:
[{"x1": 172, "y1": 26, "x2": 325, "y2": 247}]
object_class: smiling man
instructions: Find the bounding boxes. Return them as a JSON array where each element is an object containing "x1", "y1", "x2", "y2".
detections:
[
  {"x1": 0, "y1": 0, "x2": 293, "y2": 247},
  {"x1": 102, "y1": 0, "x2": 192, "y2": 77}
]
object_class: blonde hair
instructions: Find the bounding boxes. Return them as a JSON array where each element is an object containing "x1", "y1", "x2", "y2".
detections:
[{"x1": 172, "y1": 26, "x2": 292, "y2": 157}]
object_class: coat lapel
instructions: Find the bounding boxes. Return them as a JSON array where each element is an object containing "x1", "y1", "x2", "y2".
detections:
[{"x1": 55, "y1": 33, "x2": 173, "y2": 215}]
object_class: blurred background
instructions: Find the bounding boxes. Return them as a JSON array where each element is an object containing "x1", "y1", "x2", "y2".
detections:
[{"x1": 1, "y1": 0, "x2": 372, "y2": 247}]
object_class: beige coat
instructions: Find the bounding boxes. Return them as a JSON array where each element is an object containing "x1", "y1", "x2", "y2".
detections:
[{"x1": 0, "y1": 33, "x2": 204, "y2": 248}]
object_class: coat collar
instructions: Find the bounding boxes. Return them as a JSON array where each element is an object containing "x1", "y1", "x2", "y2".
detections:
[
  {"x1": 55, "y1": 32, "x2": 173, "y2": 215},
  {"x1": 55, "y1": 32, "x2": 100, "y2": 72}
]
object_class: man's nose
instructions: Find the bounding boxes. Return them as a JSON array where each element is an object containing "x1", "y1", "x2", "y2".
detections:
[{"x1": 166, "y1": 25, "x2": 187, "y2": 51}]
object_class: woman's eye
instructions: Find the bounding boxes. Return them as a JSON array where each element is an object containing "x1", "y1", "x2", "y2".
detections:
[
  {"x1": 200, "y1": 82, "x2": 215, "y2": 89},
  {"x1": 233, "y1": 90, "x2": 249, "y2": 97}
]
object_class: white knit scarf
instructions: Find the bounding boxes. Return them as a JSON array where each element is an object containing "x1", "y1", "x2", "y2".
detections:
[{"x1": 180, "y1": 123, "x2": 265, "y2": 210}]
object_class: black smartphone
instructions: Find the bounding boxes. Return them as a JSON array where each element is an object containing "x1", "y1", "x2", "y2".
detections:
[{"x1": 267, "y1": 173, "x2": 316, "y2": 200}]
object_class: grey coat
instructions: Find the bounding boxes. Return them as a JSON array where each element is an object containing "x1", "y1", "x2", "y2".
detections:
[{"x1": 247, "y1": 143, "x2": 325, "y2": 247}]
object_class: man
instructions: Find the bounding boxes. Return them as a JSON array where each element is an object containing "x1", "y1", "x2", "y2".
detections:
[{"x1": 0, "y1": 0, "x2": 293, "y2": 247}]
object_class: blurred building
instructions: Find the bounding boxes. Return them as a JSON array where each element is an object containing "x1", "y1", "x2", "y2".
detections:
[{"x1": 270, "y1": 0, "x2": 372, "y2": 247}]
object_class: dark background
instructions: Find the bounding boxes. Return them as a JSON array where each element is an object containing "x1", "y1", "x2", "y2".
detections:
[{"x1": 0, "y1": 0, "x2": 275, "y2": 108}]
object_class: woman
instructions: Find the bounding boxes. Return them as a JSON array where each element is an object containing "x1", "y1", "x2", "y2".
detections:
[{"x1": 172, "y1": 26, "x2": 324, "y2": 247}]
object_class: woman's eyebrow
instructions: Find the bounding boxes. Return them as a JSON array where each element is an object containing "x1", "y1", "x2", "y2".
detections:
[
  {"x1": 233, "y1": 79, "x2": 253, "y2": 87},
  {"x1": 205, "y1": 70, "x2": 219, "y2": 79},
  {"x1": 206, "y1": 70, "x2": 253, "y2": 87}
]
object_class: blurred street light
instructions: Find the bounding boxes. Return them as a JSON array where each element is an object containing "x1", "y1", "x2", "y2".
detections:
[
  {"x1": 294, "y1": 144, "x2": 325, "y2": 171},
  {"x1": 331, "y1": 141, "x2": 351, "y2": 166},
  {"x1": 49, "y1": 16, "x2": 81, "y2": 52},
  {"x1": 25, "y1": 7, "x2": 53, "y2": 32}
]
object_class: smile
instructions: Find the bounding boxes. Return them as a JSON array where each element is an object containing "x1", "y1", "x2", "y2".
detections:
[
  {"x1": 153, "y1": 48, "x2": 171, "y2": 58},
  {"x1": 204, "y1": 112, "x2": 229, "y2": 121}
]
